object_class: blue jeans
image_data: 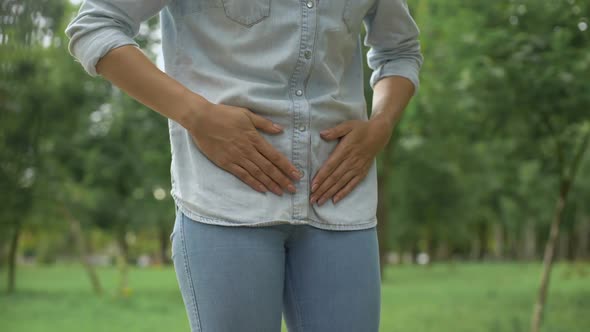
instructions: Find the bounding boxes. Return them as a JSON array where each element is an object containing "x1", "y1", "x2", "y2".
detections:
[{"x1": 170, "y1": 207, "x2": 381, "y2": 332}]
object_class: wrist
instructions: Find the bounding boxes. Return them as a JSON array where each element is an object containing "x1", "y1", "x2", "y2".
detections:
[
  {"x1": 367, "y1": 117, "x2": 395, "y2": 149},
  {"x1": 177, "y1": 88, "x2": 214, "y2": 132}
]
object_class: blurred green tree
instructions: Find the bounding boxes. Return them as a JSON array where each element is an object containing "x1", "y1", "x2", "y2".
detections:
[
  {"x1": 1, "y1": 0, "x2": 174, "y2": 296},
  {"x1": 403, "y1": 1, "x2": 590, "y2": 331}
]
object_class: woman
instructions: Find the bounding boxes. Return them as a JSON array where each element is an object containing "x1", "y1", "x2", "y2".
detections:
[{"x1": 65, "y1": 0, "x2": 422, "y2": 331}]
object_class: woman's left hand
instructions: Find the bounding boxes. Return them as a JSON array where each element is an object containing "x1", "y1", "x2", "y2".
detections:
[{"x1": 310, "y1": 119, "x2": 393, "y2": 206}]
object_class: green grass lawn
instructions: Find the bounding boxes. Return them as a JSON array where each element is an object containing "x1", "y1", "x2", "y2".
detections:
[{"x1": 0, "y1": 262, "x2": 588, "y2": 332}]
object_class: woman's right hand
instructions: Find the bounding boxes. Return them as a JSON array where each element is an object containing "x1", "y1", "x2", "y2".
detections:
[
  {"x1": 187, "y1": 102, "x2": 302, "y2": 196},
  {"x1": 88, "y1": 45, "x2": 300, "y2": 196}
]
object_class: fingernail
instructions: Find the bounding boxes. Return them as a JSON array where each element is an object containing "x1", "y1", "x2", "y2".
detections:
[
  {"x1": 320, "y1": 130, "x2": 329, "y2": 136},
  {"x1": 287, "y1": 184, "x2": 296, "y2": 193},
  {"x1": 318, "y1": 197, "x2": 326, "y2": 206},
  {"x1": 311, "y1": 183, "x2": 318, "y2": 192},
  {"x1": 272, "y1": 123, "x2": 283, "y2": 130},
  {"x1": 291, "y1": 171, "x2": 301, "y2": 179},
  {"x1": 333, "y1": 196, "x2": 339, "y2": 204},
  {"x1": 309, "y1": 196, "x2": 316, "y2": 204}
]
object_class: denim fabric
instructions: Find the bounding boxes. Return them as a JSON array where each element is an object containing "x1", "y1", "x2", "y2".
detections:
[
  {"x1": 65, "y1": 0, "x2": 423, "y2": 230},
  {"x1": 170, "y1": 206, "x2": 381, "y2": 332}
]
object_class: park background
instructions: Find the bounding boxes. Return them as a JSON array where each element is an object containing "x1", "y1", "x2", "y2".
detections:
[{"x1": 1, "y1": 0, "x2": 589, "y2": 331}]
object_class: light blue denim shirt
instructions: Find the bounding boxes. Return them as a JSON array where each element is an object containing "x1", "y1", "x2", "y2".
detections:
[{"x1": 65, "y1": 0, "x2": 423, "y2": 230}]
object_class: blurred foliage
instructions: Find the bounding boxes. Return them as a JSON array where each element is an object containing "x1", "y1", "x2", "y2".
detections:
[
  {"x1": 0, "y1": 0, "x2": 589, "y2": 270},
  {"x1": 381, "y1": 0, "x2": 590, "y2": 258},
  {"x1": 1, "y1": 0, "x2": 173, "y2": 268}
]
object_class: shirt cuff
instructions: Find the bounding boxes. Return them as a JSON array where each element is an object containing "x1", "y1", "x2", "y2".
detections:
[
  {"x1": 68, "y1": 27, "x2": 140, "y2": 77},
  {"x1": 369, "y1": 58, "x2": 421, "y2": 95}
]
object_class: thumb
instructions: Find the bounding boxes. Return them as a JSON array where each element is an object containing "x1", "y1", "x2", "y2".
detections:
[
  {"x1": 320, "y1": 121, "x2": 354, "y2": 140},
  {"x1": 245, "y1": 110, "x2": 283, "y2": 134}
]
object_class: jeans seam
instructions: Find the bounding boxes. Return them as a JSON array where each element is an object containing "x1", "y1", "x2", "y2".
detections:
[
  {"x1": 287, "y1": 259, "x2": 305, "y2": 332},
  {"x1": 181, "y1": 213, "x2": 202, "y2": 331}
]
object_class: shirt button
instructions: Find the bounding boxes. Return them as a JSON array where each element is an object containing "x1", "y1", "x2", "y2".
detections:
[
  {"x1": 304, "y1": 50, "x2": 312, "y2": 59},
  {"x1": 295, "y1": 89, "x2": 303, "y2": 96},
  {"x1": 306, "y1": 1, "x2": 314, "y2": 9},
  {"x1": 298, "y1": 125, "x2": 306, "y2": 131}
]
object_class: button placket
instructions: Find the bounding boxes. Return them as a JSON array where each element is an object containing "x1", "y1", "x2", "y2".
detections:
[{"x1": 288, "y1": 0, "x2": 317, "y2": 220}]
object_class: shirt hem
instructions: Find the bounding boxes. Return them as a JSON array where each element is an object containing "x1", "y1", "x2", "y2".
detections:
[{"x1": 173, "y1": 196, "x2": 378, "y2": 231}]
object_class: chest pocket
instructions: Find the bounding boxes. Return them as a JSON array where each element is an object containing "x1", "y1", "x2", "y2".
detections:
[
  {"x1": 221, "y1": 0, "x2": 271, "y2": 27},
  {"x1": 342, "y1": 0, "x2": 375, "y2": 34}
]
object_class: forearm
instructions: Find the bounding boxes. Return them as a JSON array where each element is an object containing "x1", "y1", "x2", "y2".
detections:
[
  {"x1": 368, "y1": 75, "x2": 415, "y2": 140},
  {"x1": 95, "y1": 44, "x2": 211, "y2": 130}
]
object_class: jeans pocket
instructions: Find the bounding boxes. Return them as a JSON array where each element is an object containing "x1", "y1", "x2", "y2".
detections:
[{"x1": 221, "y1": 0, "x2": 271, "y2": 27}]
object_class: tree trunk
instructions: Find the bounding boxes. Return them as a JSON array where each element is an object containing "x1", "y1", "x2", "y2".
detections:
[
  {"x1": 530, "y1": 130, "x2": 589, "y2": 332},
  {"x1": 6, "y1": 221, "x2": 22, "y2": 294},
  {"x1": 116, "y1": 226, "x2": 130, "y2": 297},
  {"x1": 63, "y1": 207, "x2": 103, "y2": 296},
  {"x1": 71, "y1": 220, "x2": 103, "y2": 295},
  {"x1": 530, "y1": 184, "x2": 568, "y2": 332}
]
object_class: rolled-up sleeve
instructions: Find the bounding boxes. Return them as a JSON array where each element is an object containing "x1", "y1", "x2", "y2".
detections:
[
  {"x1": 362, "y1": 0, "x2": 424, "y2": 94},
  {"x1": 64, "y1": 0, "x2": 171, "y2": 77}
]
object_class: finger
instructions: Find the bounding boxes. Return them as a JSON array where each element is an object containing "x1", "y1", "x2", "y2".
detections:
[
  {"x1": 245, "y1": 110, "x2": 284, "y2": 134},
  {"x1": 315, "y1": 169, "x2": 357, "y2": 206},
  {"x1": 311, "y1": 144, "x2": 348, "y2": 192},
  {"x1": 310, "y1": 160, "x2": 351, "y2": 204},
  {"x1": 227, "y1": 163, "x2": 268, "y2": 193},
  {"x1": 249, "y1": 149, "x2": 297, "y2": 193},
  {"x1": 332, "y1": 174, "x2": 364, "y2": 204},
  {"x1": 255, "y1": 137, "x2": 303, "y2": 181},
  {"x1": 239, "y1": 158, "x2": 284, "y2": 196},
  {"x1": 320, "y1": 120, "x2": 354, "y2": 140}
]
